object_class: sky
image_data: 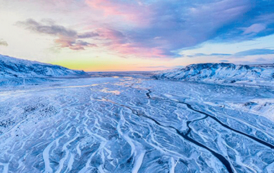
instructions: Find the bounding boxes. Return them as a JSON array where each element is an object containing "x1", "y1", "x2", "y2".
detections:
[{"x1": 0, "y1": 0, "x2": 274, "y2": 71}]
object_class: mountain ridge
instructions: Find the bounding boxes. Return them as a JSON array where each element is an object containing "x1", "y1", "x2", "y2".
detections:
[
  {"x1": 154, "y1": 62, "x2": 274, "y2": 86},
  {"x1": 0, "y1": 54, "x2": 86, "y2": 78}
]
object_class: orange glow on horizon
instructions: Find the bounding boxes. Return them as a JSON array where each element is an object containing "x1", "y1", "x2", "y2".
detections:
[
  {"x1": 54, "y1": 63, "x2": 171, "y2": 72},
  {"x1": 51, "y1": 60, "x2": 174, "y2": 72},
  {"x1": 50, "y1": 55, "x2": 207, "y2": 72}
]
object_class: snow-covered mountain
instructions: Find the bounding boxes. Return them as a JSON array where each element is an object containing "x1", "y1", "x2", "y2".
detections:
[
  {"x1": 0, "y1": 54, "x2": 86, "y2": 78},
  {"x1": 154, "y1": 63, "x2": 274, "y2": 86}
]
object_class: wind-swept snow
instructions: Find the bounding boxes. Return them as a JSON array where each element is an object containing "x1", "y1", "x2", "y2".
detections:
[
  {"x1": 1, "y1": 58, "x2": 274, "y2": 172},
  {"x1": 0, "y1": 73, "x2": 274, "y2": 172}
]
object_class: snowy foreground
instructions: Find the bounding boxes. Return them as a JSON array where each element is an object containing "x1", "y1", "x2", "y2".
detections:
[{"x1": 1, "y1": 73, "x2": 274, "y2": 173}]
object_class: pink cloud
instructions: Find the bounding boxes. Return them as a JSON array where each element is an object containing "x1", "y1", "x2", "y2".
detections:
[
  {"x1": 55, "y1": 36, "x2": 97, "y2": 50},
  {"x1": 94, "y1": 28, "x2": 166, "y2": 58},
  {"x1": 85, "y1": 0, "x2": 151, "y2": 25},
  {"x1": 243, "y1": 23, "x2": 266, "y2": 34},
  {"x1": 111, "y1": 43, "x2": 167, "y2": 58},
  {"x1": 96, "y1": 28, "x2": 125, "y2": 43}
]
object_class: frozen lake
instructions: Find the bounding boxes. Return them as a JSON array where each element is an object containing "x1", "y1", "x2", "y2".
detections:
[{"x1": 0, "y1": 72, "x2": 274, "y2": 173}]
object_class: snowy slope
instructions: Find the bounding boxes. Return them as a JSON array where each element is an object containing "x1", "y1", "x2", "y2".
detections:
[
  {"x1": 0, "y1": 54, "x2": 86, "y2": 78},
  {"x1": 154, "y1": 63, "x2": 274, "y2": 86}
]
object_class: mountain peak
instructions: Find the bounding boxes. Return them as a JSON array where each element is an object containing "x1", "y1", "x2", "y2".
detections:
[
  {"x1": 155, "y1": 62, "x2": 274, "y2": 86},
  {"x1": 0, "y1": 54, "x2": 86, "y2": 78}
]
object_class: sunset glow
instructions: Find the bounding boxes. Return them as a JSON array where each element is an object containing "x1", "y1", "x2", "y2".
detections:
[{"x1": 1, "y1": 0, "x2": 274, "y2": 71}]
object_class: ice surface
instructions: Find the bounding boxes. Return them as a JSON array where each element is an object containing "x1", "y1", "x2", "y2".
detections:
[{"x1": 1, "y1": 72, "x2": 274, "y2": 172}]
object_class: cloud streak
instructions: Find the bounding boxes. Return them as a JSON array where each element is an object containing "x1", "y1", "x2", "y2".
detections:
[
  {"x1": 234, "y1": 49, "x2": 274, "y2": 56},
  {"x1": 17, "y1": 19, "x2": 97, "y2": 50},
  {"x1": 0, "y1": 39, "x2": 8, "y2": 46},
  {"x1": 187, "y1": 48, "x2": 274, "y2": 58},
  {"x1": 187, "y1": 53, "x2": 232, "y2": 58}
]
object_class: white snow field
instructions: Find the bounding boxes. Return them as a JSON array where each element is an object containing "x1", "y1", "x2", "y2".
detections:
[
  {"x1": 1, "y1": 72, "x2": 274, "y2": 173},
  {"x1": 1, "y1": 56, "x2": 274, "y2": 173}
]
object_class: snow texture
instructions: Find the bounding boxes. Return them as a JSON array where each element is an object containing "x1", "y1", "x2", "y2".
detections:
[
  {"x1": 154, "y1": 63, "x2": 274, "y2": 86},
  {"x1": 0, "y1": 54, "x2": 86, "y2": 78},
  {"x1": 0, "y1": 58, "x2": 274, "y2": 173}
]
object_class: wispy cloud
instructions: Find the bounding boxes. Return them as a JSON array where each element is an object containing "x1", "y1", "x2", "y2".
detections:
[
  {"x1": 85, "y1": 0, "x2": 151, "y2": 25},
  {"x1": 187, "y1": 53, "x2": 232, "y2": 58},
  {"x1": 17, "y1": 19, "x2": 97, "y2": 50},
  {"x1": 234, "y1": 49, "x2": 274, "y2": 56},
  {"x1": 54, "y1": 38, "x2": 97, "y2": 50},
  {"x1": 0, "y1": 39, "x2": 8, "y2": 46},
  {"x1": 186, "y1": 48, "x2": 274, "y2": 59},
  {"x1": 254, "y1": 57, "x2": 274, "y2": 64},
  {"x1": 220, "y1": 60, "x2": 229, "y2": 63},
  {"x1": 17, "y1": 19, "x2": 77, "y2": 37},
  {"x1": 243, "y1": 23, "x2": 266, "y2": 35},
  {"x1": 78, "y1": 32, "x2": 99, "y2": 39}
]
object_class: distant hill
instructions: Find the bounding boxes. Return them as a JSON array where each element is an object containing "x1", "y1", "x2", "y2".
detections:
[
  {"x1": 154, "y1": 63, "x2": 274, "y2": 86},
  {"x1": 0, "y1": 54, "x2": 86, "y2": 78}
]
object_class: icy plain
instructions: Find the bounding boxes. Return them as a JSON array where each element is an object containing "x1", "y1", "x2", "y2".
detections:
[{"x1": 0, "y1": 73, "x2": 274, "y2": 173}]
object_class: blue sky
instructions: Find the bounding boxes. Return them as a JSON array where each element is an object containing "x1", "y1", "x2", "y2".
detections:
[{"x1": 0, "y1": 0, "x2": 274, "y2": 71}]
